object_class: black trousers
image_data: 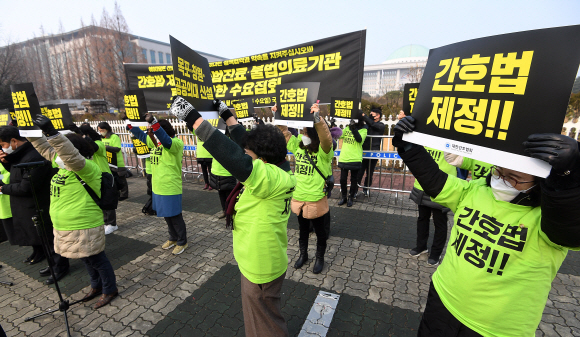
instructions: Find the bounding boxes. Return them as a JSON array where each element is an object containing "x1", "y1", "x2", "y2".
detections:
[
  {"x1": 218, "y1": 189, "x2": 233, "y2": 213},
  {"x1": 417, "y1": 205, "x2": 448, "y2": 259},
  {"x1": 146, "y1": 173, "x2": 152, "y2": 196},
  {"x1": 297, "y1": 211, "x2": 328, "y2": 249},
  {"x1": 103, "y1": 209, "x2": 116, "y2": 227},
  {"x1": 418, "y1": 282, "x2": 482, "y2": 337},
  {"x1": 165, "y1": 213, "x2": 187, "y2": 245},
  {"x1": 200, "y1": 161, "x2": 212, "y2": 185},
  {"x1": 340, "y1": 168, "x2": 359, "y2": 198},
  {"x1": 357, "y1": 159, "x2": 378, "y2": 192}
]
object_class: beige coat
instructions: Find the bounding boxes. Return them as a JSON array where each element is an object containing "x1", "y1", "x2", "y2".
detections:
[{"x1": 30, "y1": 134, "x2": 105, "y2": 258}]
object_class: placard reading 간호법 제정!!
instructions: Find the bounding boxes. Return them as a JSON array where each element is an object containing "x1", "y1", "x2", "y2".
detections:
[
  {"x1": 403, "y1": 25, "x2": 580, "y2": 177},
  {"x1": 10, "y1": 83, "x2": 43, "y2": 137},
  {"x1": 330, "y1": 97, "x2": 361, "y2": 122},
  {"x1": 274, "y1": 82, "x2": 320, "y2": 128}
]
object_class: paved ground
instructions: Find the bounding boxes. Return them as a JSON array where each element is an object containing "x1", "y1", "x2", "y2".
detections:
[{"x1": 0, "y1": 175, "x2": 579, "y2": 336}]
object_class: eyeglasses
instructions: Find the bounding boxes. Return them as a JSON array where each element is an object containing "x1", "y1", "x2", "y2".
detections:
[{"x1": 491, "y1": 166, "x2": 535, "y2": 188}]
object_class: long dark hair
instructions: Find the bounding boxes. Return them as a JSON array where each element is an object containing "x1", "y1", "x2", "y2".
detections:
[
  {"x1": 80, "y1": 123, "x2": 102, "y2": 141},
  {"x1": 299, "y1": 127, "x2": 320, "y2": 153}
]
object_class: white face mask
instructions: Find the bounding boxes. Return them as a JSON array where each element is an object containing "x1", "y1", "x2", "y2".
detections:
[
  {"x1": 100, "y1": 131, "x2": 107, "y2": 137},
  {"x1": 2, "y1": 145, "x2": 14, "y2": 154},
  {"x1": 302, "y1": 135, "x2": 312, "y2": 146},
  {"x1": 55, "y1": 156, "x2": 66, "y2": 170},
  {"x1": 490, "y1": 174, "x2": 535, "y2": 202}
]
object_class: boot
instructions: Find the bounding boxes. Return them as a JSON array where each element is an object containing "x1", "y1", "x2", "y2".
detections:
[
  {"x1": 347, "y1": 196, "x2": 354, "y2": 207},
  {"x1": 337, "y1": 194, "x2": 347, "y2": 206},
  {"x1": 203, "y1": 183, "x2": 209, "y2": 190},
  {"x1": 313, "y1": 245, "x2": 326, "y2": 274},
  {"x1": 294, "y1": 241, "x2": 308, "y2": 269}
]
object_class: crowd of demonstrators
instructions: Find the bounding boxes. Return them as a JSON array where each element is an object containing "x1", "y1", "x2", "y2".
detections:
[
  {"x1": 193, "y1": 129, "x2": 213, "y2": 190},
  {"x1": 29, "y1": 116, "x2": 118, "y2": 309},
  {"x1": 394, "y1": 116, "x2": 580, "y2": 337},
  {"x1": 171, "y1": 97, "x2": 296, "y2": 337},
  {"x1": 409, "y1": 147, "x2": 457, "y2": 266},
  {"x1": 209, "y1": 130, "x2": 237, "y2": 219},
  {"x1": 337, "y1": 117, "x2": 367, "y2": 207},
  {"x1": 96, "y1": 122, "x2": 125, "y2": 235},
  {"x1": 0, "y1": 125, "x2": 70, "y2": 284},
  {"x1": 127, "y1": 116, "x2": 188, "y2": 255},
  {"x1": 276, "y1": 103, "x2": 333, "y2": 274},
  {"x1": 357, "y1": 108, "x2": 385, "y2": 198}
]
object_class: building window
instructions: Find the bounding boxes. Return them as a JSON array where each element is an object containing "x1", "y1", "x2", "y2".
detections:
[
  {"x1": 150, "y1": 50, "x2": 156, "y2": 64},
  {"x1": 142, "y1": 49, "x2": 147, "y2": 62},
  {"x1": 159, "y1": 52, "x2": 164, "y2": 64},
  {"x1": 166, "y1": 53, "x2": 171, "y2": 64}
]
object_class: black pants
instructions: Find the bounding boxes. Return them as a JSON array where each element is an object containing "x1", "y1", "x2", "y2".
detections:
[
  {"x1": 297, "y1": 211, "x2": 328, "y2": 249},
  {"x1": 340, "y1": 168, "x2": 359, "y2": 198},
  {"x1": 81, "y1": 251, "x2": 117, "y2": 295},
  {"x1": 200, "y1": 161, "x2": 212, "y2": 185},
  {"x1": 357, "y1": 159, "x2": 378, "y2": 192},
  {"x1": 146, "y1": 173, "x2": 152, "y2": 196},
  {"x1": 218, "y1": 189, "x2": 233, "y2": 213},
  {"x1": 418, "y1": 282, "x2": 482, "y2": 337},
  {"x1": 103, "y1": 209, "x2": 116, "y2": 227},
  {"x1": 417, "y1": 205, "x2": 448, "y2": 259},
  {"x1": 165, "y1": 213, "x2": 187, "y2": 246}
]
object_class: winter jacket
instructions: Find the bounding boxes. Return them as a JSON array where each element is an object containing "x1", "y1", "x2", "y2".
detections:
[
  {"x1": 30, "y1": 134, "x2": 105, "y2": 258},
  {"x1": 361, "y1": 115, "x2": 385, "y2": 151},
  {"x1": 1, "y1": 141, "x2": 55, "y2": 246}
]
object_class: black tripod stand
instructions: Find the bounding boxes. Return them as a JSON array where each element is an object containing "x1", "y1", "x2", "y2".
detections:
[
  {"x1": 15, "y1": 161, "x2": 82, "y2": 337},
  {"x1": 0, "y1": 265, "x2": 14, "y2": 286}
]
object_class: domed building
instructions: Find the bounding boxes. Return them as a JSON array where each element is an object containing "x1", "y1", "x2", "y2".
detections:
[{"x1": 362, "y1": 44, "x2": 429, "y2": 97}]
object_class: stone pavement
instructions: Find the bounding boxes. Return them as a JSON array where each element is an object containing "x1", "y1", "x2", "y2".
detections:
[{"x1": 0, "y1": 176, "x2": 579, "y2": 336}]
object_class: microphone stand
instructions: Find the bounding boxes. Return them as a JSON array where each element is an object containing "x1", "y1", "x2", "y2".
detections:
[{"x1": 16, "y1": 163, "x2": 82, "y2": 337}]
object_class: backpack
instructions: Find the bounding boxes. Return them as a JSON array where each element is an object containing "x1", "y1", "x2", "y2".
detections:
[{"x1": 75, "y1": 172, "x2": 119, "y2": 210}]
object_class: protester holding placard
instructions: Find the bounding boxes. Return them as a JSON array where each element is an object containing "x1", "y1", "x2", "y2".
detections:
[
  {"x1": 357, "y1": 108, "x2": 385, "y2": 197},
  {"x1": 127, "y1": 117, "x2": 188, "y2": 255},
  {"x1": 97, "y1": 122, "x2": 128, "y2": 201},
  {"x1": 193, "y1": 130, "x2": 213, "y2": 190},
  {"x1": 394, "y1": 116, "x2": 580, "y2": 337},
  {"x1": 28, "y1": 116, "x2": 118, "y2": 309},
  {"x1": 169, "y1": 96, "x2": 296, "y2": 337},
  {"x1": 274, "y1": 103, "x2": 333, "y2": 274},
  {"x1": 337, "y1": 118, "x2": 367, "y2": 207}
]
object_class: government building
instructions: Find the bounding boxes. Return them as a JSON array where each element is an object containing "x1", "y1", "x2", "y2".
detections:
[{"x1": 362, "y1": 44, "x2": 428, "y2": 97}]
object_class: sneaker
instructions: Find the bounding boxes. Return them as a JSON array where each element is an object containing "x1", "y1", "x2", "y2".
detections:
[
  {"x1": 363, "y1": 190, "x2": 369, "y2": 197},
  {"x1": 161, "y1": 241, "x2": 177, "y2": 250},
  {"x1": 409, "y1": 248, "x2": 428, "y2": 257},
  {"x1": 427, "y1": 256, "x2": 443, "y2": 267},
  {"x1": 104, "y1": 225, "x2": 118, "y2": 235},
  {"x1": 172, "y1": 243, "x2": 188, "y2": 255}
]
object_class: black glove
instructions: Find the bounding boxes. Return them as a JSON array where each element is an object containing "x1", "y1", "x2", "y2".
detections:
[
  {"x1": 524, "y1": 134, "x2": 580, "y2": 175},
  {"x1": 144, "y1": 113, "x2": 157, "y2": 125},
  {"x1": 33, "y1": 115, "x2": 58, "y2": 137},
  {"x1": 169, "y1": 96, "x2": 201, "y2": 130},
  {"x1": 69, "y1": 123, "x2": 82, "y2": 135},
  {"x1": 349, "y1": 119, "x2": 357, "y2": 129},
  {"x1": 214, "y1": 99, "x2": 234, "y2": 121},
  {"x1": 392, "y1": 116, "x2": 416, "y2": 150}
]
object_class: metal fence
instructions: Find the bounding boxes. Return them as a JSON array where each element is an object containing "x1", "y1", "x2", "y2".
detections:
[{"x1": 78, "y1": 117, "x2": 413, "y2": 196}]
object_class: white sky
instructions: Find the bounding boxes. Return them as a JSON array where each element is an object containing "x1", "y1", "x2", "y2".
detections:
[{"x1": 1, "y1": 0, "x2": 579, "y2": 66}]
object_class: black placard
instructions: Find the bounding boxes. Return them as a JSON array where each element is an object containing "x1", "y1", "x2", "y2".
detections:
[
  {"x1": 124, "y1": 64, "x2": 174, "y2": 111},
  {"x1": 0, "y1": 109, "x2": 12, "y2": 126},
  {"x1": 404, "y1": 25, "x2": 580, "y2": 177},
  {"x1": 209, "y1": 30, "x2": 365, "y2": 107},
  {"x1": 132, "y1": 131, "x2": 150, "y2": 158},
  {"x1": 124, "y1": 89, "x2": 149, "y2": 125},
  {"x1": 10, "y1": 83, "x2": 42, "y2": 137},
  {"x1": 330, "y1": 97, "x2": 360, "y2": 121},
  {"x1": 274, "y1": 82, "x2": 320, "y2": 128},
  {"x1": 403, "y1": 83, "x2": 420, "y2": 115},
  {"x1": 232, "y1": 98, "x2": 255, "y2": 121},
  {"x1": 170, "y1": 36, "x2": 217, "y2": 119},
  {"x1": 40, "y1": 104, "x2": 74, "y2": 132}
]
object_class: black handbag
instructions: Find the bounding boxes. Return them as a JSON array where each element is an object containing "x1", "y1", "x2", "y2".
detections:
[{"x1": 304, "y1": 151, "x2": 334, "y2": 198}]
